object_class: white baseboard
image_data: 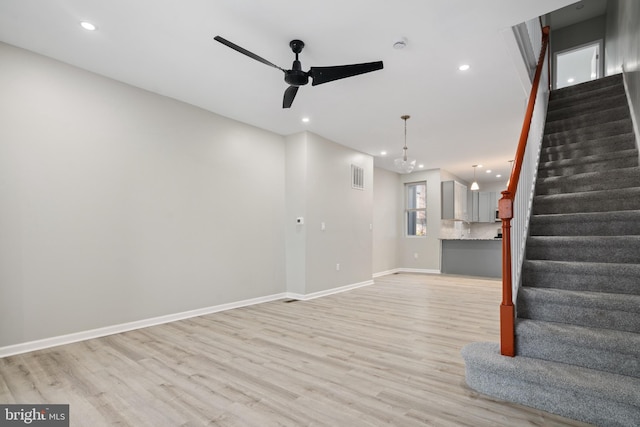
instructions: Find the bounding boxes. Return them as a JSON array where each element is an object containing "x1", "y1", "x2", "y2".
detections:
[
  {"x1": 372, "y1": 268, "x2": 401, "y2": 278},
  {"x1": 286, "y1": 279, "x2": 374, "y2": 301},
  {"x1": 397, "y1": 268, "x2": 441, "y2": 275},
  {"x1": 0, "y1": 279, "x2": 377, "y2": 358},
  {"x1": 0, "y1": 293, "x2": 291, "y2": 358}
]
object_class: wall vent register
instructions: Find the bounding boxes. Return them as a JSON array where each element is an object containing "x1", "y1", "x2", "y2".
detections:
[{"x1": 351, "y1": 164, "x2": 364, "y2": 190}]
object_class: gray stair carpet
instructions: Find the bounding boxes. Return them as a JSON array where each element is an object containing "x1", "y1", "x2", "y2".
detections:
[{"x1": 462, "y1": 73, "x2": 640, "y2": 426}]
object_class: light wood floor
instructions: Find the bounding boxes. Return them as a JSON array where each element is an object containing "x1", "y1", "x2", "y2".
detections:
[{"x1": 0, "y1": 273, "x2": 592, "y2": 426}]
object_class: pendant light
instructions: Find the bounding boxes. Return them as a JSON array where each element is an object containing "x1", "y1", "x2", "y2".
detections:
[
  {"x1": 394, "y1": 115, "x2": 416, "y2": 174},
  {"x1": 471, "y1": 165, "x2": 480, "y2": 191}
]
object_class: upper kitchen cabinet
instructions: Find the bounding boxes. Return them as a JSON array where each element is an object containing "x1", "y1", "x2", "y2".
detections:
[
  {"x1": 442, "y1": 181, "x2": 468, "y2": 221},
  {"x1": 469, "y1": 191, "x2": 499, "y2": 222}
]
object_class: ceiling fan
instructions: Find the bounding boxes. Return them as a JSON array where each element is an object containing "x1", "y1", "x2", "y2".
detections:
[{"x1": 214, "y1": 36, "x2": 384, "y2": 108}]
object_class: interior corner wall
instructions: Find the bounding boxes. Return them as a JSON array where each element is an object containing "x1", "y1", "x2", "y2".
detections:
[
  {"x1": 303, "y1": 132, "x2": 374, "y2": 294},
  {"x1": 397, "y1": 169, "x2": 442, "y2": 272},
  {"x1": 284, "y1": 133, "x2": 307, "y2": 295},
  {"x1": 372, "y1": 167, "x2": 400, "y2": 275},
  {"x1": 0, "y1": 42, "x2": 287, "y2": 348},
  {"x1": 605, "y1": 0, "x2": 640, "y2": 139}
]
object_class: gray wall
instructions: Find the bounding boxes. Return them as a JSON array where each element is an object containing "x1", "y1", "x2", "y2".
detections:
[
  {"x1": 1, "y1": 42, "x2": 286, "y2": 348},
  {"x1": 0, "y1": 40, "x2": 447, "y2": 350},
  {"x1": 605, "y1": 0, "x2": 640, "y2": 136},
  {"x1": 372, "y1": 168, "x2": 400, "y2": 275},
  {"x1": 550, "y1": 15, "x2": 607, "y2": 89},
  {"x1": 285, "y1": 132, "x2": 374, "y2": 295}
]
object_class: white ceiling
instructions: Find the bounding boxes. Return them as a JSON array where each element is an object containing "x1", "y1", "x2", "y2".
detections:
[{"x1": 0, "y1": 0, "x2": 578, "y2": 186}]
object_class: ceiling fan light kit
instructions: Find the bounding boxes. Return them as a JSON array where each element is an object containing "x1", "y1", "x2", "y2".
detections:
[{"x1": 214, "y1": 36, "x2": 384, "y2": 108}]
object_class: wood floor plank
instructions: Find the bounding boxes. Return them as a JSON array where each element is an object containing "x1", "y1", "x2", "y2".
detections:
[{"x1": 0, "y1": 273, "x2": 593, "y2": 426}]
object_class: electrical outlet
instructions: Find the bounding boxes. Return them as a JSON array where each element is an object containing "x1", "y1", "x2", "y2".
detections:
[
  {"x1": 336, "y1": 263, "x2": 340, "y2": 271},
  {"x1": 414, "y1": 252, "x2": 419, "y2": 259}
]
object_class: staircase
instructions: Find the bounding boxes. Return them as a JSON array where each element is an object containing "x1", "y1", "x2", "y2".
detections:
[{"x1": 462, "y1": 74, "x2": 640, "y2": 426}]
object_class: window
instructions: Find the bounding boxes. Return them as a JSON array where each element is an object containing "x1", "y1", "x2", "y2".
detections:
[{"x1": 405, "y1": 182, "x2": 426, "y2": 236}]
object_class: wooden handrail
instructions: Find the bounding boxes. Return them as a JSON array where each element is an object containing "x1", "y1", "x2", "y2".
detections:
[{"x1": 498, "y1": 26, "x2": 550, "y2": 357}]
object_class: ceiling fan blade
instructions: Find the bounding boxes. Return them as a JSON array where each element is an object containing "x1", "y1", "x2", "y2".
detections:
[
  {"x1": 309, "y1": 61, "x2": 383, "y2": 86},
  {"x1": 283, "y1": 86, "x2": 299, "y2": 108},
  {"x1": 214, "y1": 36, "x2": 285, "y2": 71}
]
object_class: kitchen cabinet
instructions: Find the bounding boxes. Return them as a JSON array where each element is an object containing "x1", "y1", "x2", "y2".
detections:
[
  {"x1": 441, "y1": 181, "x2": 468, "y2": 221},
  {"x1": 469, "y1": 191, "x2": 499, "y2": 223},
  {"x1": 441, "y1": 239, "x2": 501, "y2": 278}
]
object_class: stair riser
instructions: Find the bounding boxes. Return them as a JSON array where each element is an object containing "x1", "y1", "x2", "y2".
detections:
[
  {"x1": 544, "y1": 107, "x2": 631, "y2": 134},
  {"x1": 516, "y1": 336, "x2": 640, "y2": 378},
  {"x1": 538, "y1": 156, "x2": 639, "y2": 178},
  {"x1": 529, "y1": 217, "x2": 640, "y2": 236},
  {"x1": 517, "y1": 301, "x2": 640, "y2": 333},
  {"x1": 532, "y1": 193, "x2": 640, "y2": 214},
  {"x1": 544, "y1": 120, "x2": 633, "y2": 146},
  {"x1": 547, "y1": 95, "x2": 628, "y2": 123},
  {"x1": 526, "y1": 238, "x2": 640, "y2": 263},
  {"x1": 540, "y1": 137, "x2": 637, "y2": 162},
  {"x1": 535, "y1": 176, "x2": 640, "y2": 196}
]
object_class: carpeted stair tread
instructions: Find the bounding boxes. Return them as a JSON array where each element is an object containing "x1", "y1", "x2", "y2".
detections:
[
  {"x1": 548, "y1": 81, "x2": 626, "y2": 110},
  {"x1": 535, "y1": 166, "x2": 640, "y2": 195},
  {"x1": 526, "y1": 235, "x2": 640, "y2": 263},
  {"x1": 522, "y1": 260, "x2": 640, "y2": 295},
  {"x1": 529, "y1": 210, "x2": 640, "y2": 236},
  {"x1": 515, "y1": 319, "x2": 640, "y2": 378},
  {"x1": 543, "y1": 118, "x2": 633, "y2": 146},
  {"x1": 538, "y1": 148, "x2": 638, "y2": 174},
  {"x1": 546, "y1": 93, "x2": 628, "y2": 123},
  {"x1": 544, "y1": 105, "x2": 630, "y2": 134},
  {"x1": 461, "y1": 342, "x2": 640, "y2": 426},
  {"x1": 532, "y1": 187, "x2": 640, "y2": 214},
  {"x1": 517, "y1": 287, "x2": 640, "y2": 333},
  {"x1": 549, "y1": 74, "x2": 623, "y2": 101},
  {"x1": 540, "y1": 132, "x2": 636, "y2": 162}
]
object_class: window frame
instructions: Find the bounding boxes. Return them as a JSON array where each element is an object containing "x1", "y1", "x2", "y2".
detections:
[{"x1": 405, "y1": 181, "x2": 427, "y2": 237}]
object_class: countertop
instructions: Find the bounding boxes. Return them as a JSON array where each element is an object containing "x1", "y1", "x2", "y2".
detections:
[{"x1": 439, "y1": 237, "x2": 501, "y2": 241}]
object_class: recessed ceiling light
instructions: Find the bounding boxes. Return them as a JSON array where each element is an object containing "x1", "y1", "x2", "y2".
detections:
[
  {"x1": 380, "y1": 151, "x2": 387, "y2": 156},
  {"x1": 486, "y1": 169, "x2": 492, "y2": 173},
  {"x1": 418, "y1": 164, "x2": 424, "y2": 168},
  {"x1": 567, "y1": 77, "x2": 575, "y2": 83},
  {"x1": 477, "y1": 164, "x2": 483, "y2": 168},
  {"x1": 80, "y1": 21, "x2": 97, "y2": 31},
  {"x1": 458, "y1": 64, "x2": 470, "y2": 71},
  {"x1": 301, "y1": 117, "x2": 310, "y2": 123},
  {"x1": 496, "y1": 174, "x2": 502, "y2": 178}
]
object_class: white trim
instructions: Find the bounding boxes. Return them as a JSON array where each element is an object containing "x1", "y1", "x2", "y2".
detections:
[
  {"x1": 0, "y1": 293, "x2": 290, "y2": 358},
  {"x1": 0, "y1": 279, "x2": 381, "y2": 358},
  {"x1": 286, "y1": 279, "x2": 374, "y2": 301},
  {"x1": 372, "y1": 268, "x2": 401, "y2": 278},
  {"x1": 397, "y1": 268, "x2": 441, "y2": 275},
  {"x1": 621, "y1": 67, "x2": 640, "y2": 154}
]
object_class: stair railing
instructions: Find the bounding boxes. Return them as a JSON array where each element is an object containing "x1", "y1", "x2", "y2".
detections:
[{"x1": 499, "y1": 26, "x2": 550, "y2": 357}]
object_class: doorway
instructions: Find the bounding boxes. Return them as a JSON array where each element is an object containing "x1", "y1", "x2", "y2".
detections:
[{"x1": 554, "y1": 40, "x2": 603, "y2": 89}]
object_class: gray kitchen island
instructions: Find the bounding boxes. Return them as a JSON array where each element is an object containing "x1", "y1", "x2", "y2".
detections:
[{"x1": 441, "y1": 238, "x2": 502, "y2": 278}]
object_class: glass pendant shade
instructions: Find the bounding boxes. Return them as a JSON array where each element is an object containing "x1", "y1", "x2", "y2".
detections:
[
  {"x1": 394, "y1": 155, "x2": 416, "y2": 174},
  {"x1": 470, "y1": 165, "x2": 480, "y2": 191}
]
